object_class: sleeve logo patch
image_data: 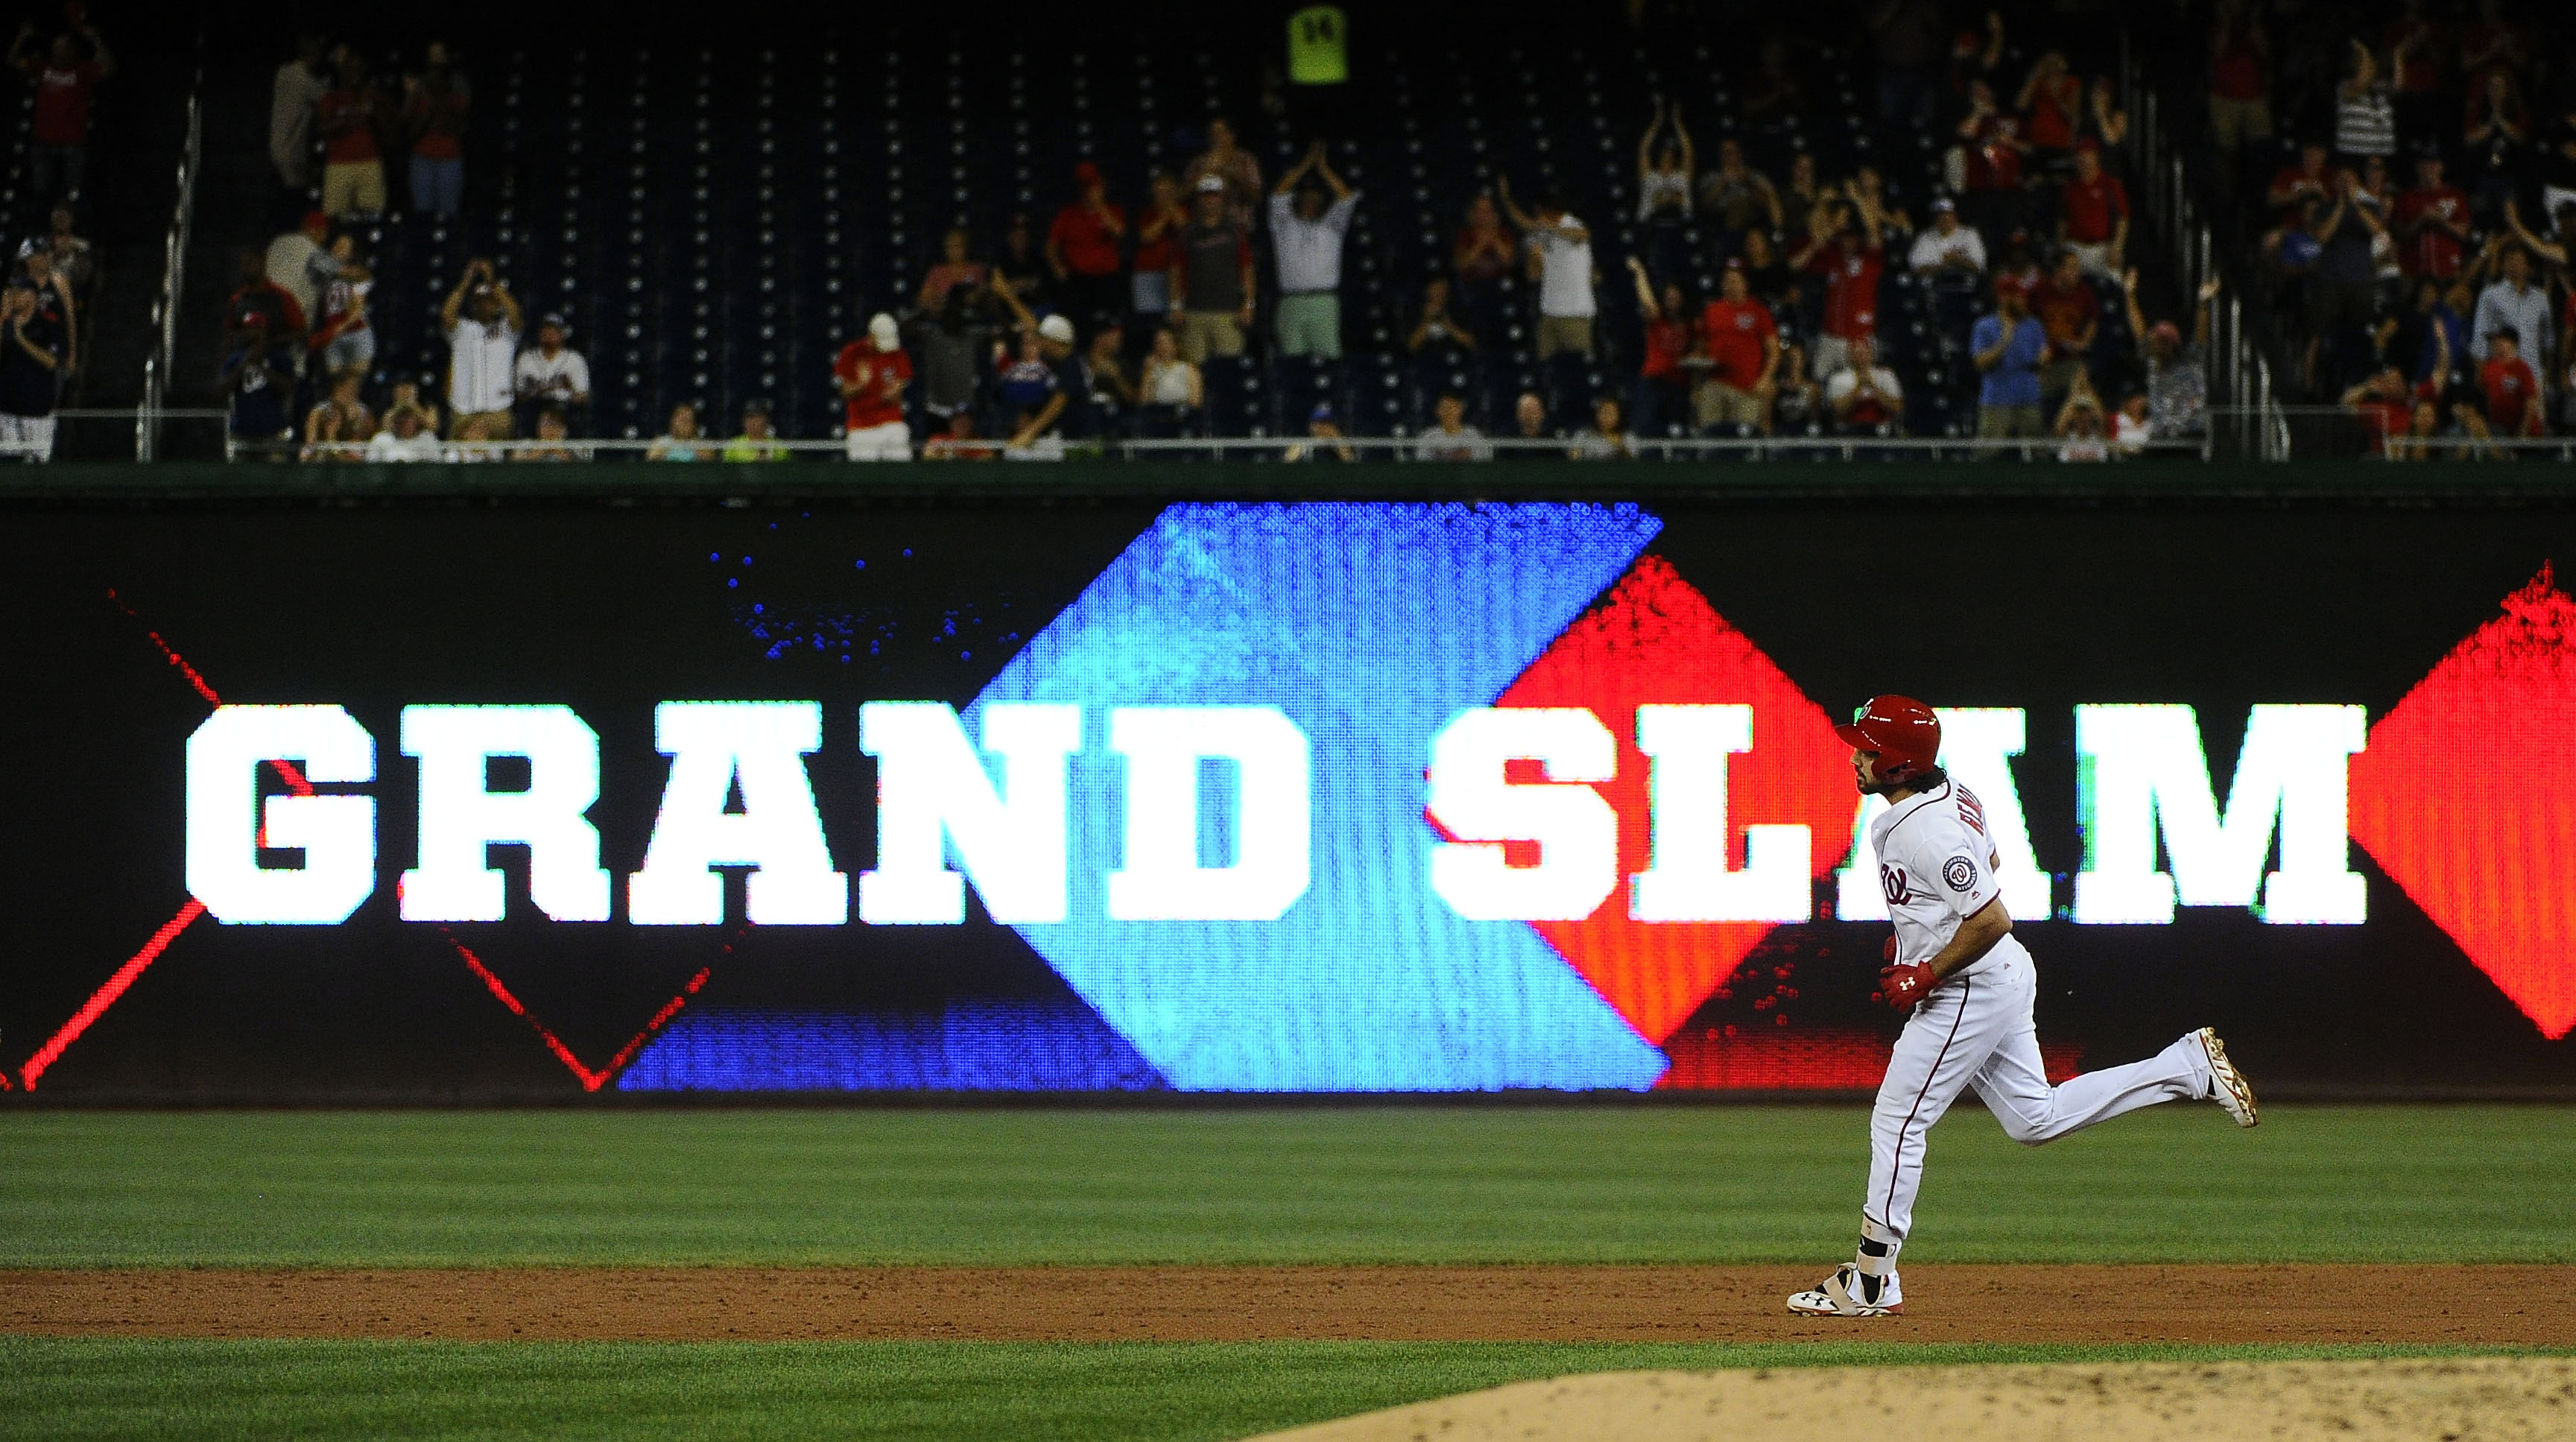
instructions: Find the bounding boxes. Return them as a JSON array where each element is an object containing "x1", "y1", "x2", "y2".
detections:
[{"x1": 1943, "y1": 856, "x2": 1979, "y2": 892}]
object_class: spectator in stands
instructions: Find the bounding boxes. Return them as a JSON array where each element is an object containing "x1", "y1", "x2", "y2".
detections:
[
  {"x1": 1499, "y1": 178, "x2": 1597, "y2": 361},
  {"x1": 1991, "y1": 227, "x2": 2042, "y2": 303},
  {"x1": 2341, "y1": 364, "x2": 2416, "y2": 455},
  {"x1": 721, "y1": 400, "x2": 789, "y2": 461},
  {"x1": 11, "y1": 19, "x2": 110, "y2": 207},
  {"x1": 46, "y1": 205, "x2": 91, "y2": 304},
  {"x1": 1270, "y1": 139, "x2": 1360, "y2": 358},
  {"x1": 2395, "y1": 154, "x2": 2471, "y2": 281},
  {"x1": 2267, "y1": 142, "x2": 2333, "y2": 224},
  {"x1": 2016, "y1": 51, "x2": 2082, "y2": 171},
  {"x1": 1184, "y1": 117, "x2": 1263, "y2": 231},
  {"x1": 2122, "y1": 270, "x2": 2222, "y2": 440},
  {"x1": 0, "y1": 279, "x2": 60, "y2": 461},
  {"x1": 1171, "y1": 176, "x2": 1253, "y2": 365},
  {"x1": 2478, "y1": 326, "x2": 2545, "y2": 437},
  {"x1": 2054, "y1": 386, "x2": 2110, "y2": 461},
  {"x1": 2333, "y1": 39, "x2": 2397, "y2": 163},
  {"x1": 303, "y1": 235, "x2": 372, "y2": 379},
  {"x1": 1741, "y1": 40, "x2": 1803, "y2": 125},
  {"x1": 19, "y1": 240, "x2": 76, "y2": 385},
  {"x1": 223, "y1": 321, "x2": 295, "y2": 459},
  {"x1": 2384, "y1": 399, "x2": 2449, "y2": 461},
  {"x1": 1136, "y1": 326, "x2": 1201, "y2": 437},
  {"x1": 1414, "y1": 392, "x2": 1493, "y2": 461},
  {"x1": 993, "y1": 212, "x2": 1052, "y2": 316},
  {"x1": 1130, "y1": 172, "x2": 1186, "y2": 344},
  {"x1": 1972, "y1": 279, "x2": 2047, "y2": 440},
  {"x1": 1958, "y1": 79, "x2": 2029, "y2": 242},
  {"x1": 1452, "y1": 193, "x2": 1516, "y2": 343},
  {"x1": 1771, "y1": 341, "x2": 1823, "y2": 434},
  {"x1": 1825, "y1": 336, "x2": 1905, "y2": 436},
  {"x1": 271, "y1": 34, "x2": 329, "y2": 192},
  {"x1": 365, "y1": 399, "x2": 443, "y2": 462},
  {"x1": 1911, "y1": 196, "x2": 1986, "y2": 350},
  {"x1": 2461, "y1": 70, "x2": 2530, "y2": 223},
  {"x1": 1696, "y1": 138, "x2": 1782, "y2": 238},
  {"x1": 2081, "y1": 77, "x2": 2129, "y2": 165},
  {"x1": 1569, "y1": 396, "x2": 1633, "y2": 461},
  {"x1": 441, "y1": 259, "x2": 522, "y2": 443},
  {"x1": 2472, "y1": 244, "x2": 2550, "y2": 369},
  {"x1": 645, "y1": 404, "x2": 711, "y2": 461},
  {"x1": 1737, "y1": 227, "x2": 1797, "y2": 317},
  {"x1": 923, "y1": 413, "x2": 999, "y2": 461},
  {"x1": 2028, "y1": 250, "x2": 2099, "y2": 412},
  {"x1": 1780, "y1": 154, "x2": 1826, "y2": 247},
  {"x1": 402, "y1": 42, "x2": 471, "y2": 220},
  {"x1": 1790, "y1": 192, "x2": 1885, "y2": 382},
  {"x1": 2058, "y1": 141, "x2": 2129, "y2": 279},
  {"x1": 2113, "y1": 390, "x2": 2153, "y2": 455},
  {"x1": 2458, "y1": 0, "x2": 2530, "y2": 89},
  {"x1": 384, "y1": 379, "x2": 440, "y2": 438},
  {"x1": 1000, "y1": 314, "x2": 1085, "y2": 455},
  {"x1": 836, "y1": 312, "x2": 914, "y2": 461},
  {"x1": 300, "y1": 370, "x2": 376, "y2": 461},
  {"x1": 1847, "y1": 166, "x2": 1912, "y2": 235},
  {"x1": 1636, "y1": 99, "x2": 1694, "y2": 285},
  {"x1": 316, "y1": 53, "x2": 387, "y2": 219},
  {"x1": 513, "y1": 314, "x2": 589, "y2": 435},
  {"x1": 917, "y1": 229, "x2": 989, "y2": 314},
  {"x1": 1511, "y1": 390, "x2": 1549, "y2": 445},
  {"x1": 2206, "y1": 0, "x2": 2273, "y2": 191},
  {"x1": 1080, "y1": 323, "x2": 1134, "y2": 440},
  {"x1": 1285, "y1": 402, "x2": 1355, "y2": 463},
  {"x1": 1694, "y1": 261, "x2": 1778, "y2": 435},
  {"x1": 515, "y1": 408, "x2": 577, "y2": 462},
  {"x1": 1623, "y1": 258, "x2": 1694, "y2": 438},
  {"x1": 2539, "y1": 103, "x2": 2576, "y2": 221},
  {"x1": 914, "y1": 277, "x2": 1003, "y2": 431},
  {"x1": 1406, "y1": 276, "x2": 1475, "y2": 360},
  {"x1": 1047, "y1": 162, "x2": 1128, "y2": 338},
  {"x1": 224, "y1": 250, "x2": 306, "y2": 361},
  {"x1": 266, "y1": 210, "x2": 330, "y2": 323}
]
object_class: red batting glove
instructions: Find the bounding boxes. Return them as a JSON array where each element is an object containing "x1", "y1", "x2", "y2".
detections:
[{"x1": 1878, "y1": 963, "x2": 1935, "y2": 1010}]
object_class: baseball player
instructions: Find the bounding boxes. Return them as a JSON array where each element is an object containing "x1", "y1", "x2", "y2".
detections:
[{"x1": 1788, "y1": 696, "x2": 2259, "y2": 1318}]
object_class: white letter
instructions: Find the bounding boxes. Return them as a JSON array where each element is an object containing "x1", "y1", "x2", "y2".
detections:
[
  {"x1": 1105, "y1": 706, "x2": 1312, "y2": 921},
  {"x1": 399, "y1": 705, "x2": 609, "y2": 922},
  {"x1": 858, "y1": 702, "x2": 1080, "y2": 924},
  {"x1": 1630, "y1": 704, "x2": 1811, "y2": 922},
  {"x1": 628, "y1": 701, "x2": 846, "y2": 925},
  {"x1": 1835, "y1": 708, "x2": 2051, "y2": 921},
  {"x1": 1427, "y1": 707, "x2": 1618, "y2": 921},
  {"x1": 185, "y1": 704, "x2": 376, "y2": 925},
  {"x1": 2073, "y1": 704, "x2": 2366, "y2": 925}
]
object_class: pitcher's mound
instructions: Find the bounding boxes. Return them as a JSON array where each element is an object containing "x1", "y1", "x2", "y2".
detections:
[{"x1": 1249, "y1": 1356, "x2": 2576, "y2": 1441}]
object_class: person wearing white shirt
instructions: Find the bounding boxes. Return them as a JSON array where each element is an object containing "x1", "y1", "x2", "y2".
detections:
[
  {"x1": 513, "y1": 312, "x2": 592, "y2": 435},
  {"x1": 1414, "y1": 392, "x2": 1493, "y2": 461},
  {"x1": 440, "y1": 257, "x2": 523, "y2": 446},
  {"x1": 1499, "y1": 175, "x2": 1598, "y2": 360},
  {"x1": 1824, "y1": 337, "x2": 1907, "y2": 434},
  {"x1": 365, "y1": 405, "x2": 444, "y2": 461},
  {"x1": 1268, "y1": 140, "x2": 1361, "y2": 359},
  {"x1": 1907, "y1": 199, "x2": 1988, "y2": 280}
]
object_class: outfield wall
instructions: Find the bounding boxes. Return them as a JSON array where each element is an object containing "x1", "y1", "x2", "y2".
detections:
[{"x1": 3, "y1": 464, "x2": 2572, "y2": 1100}]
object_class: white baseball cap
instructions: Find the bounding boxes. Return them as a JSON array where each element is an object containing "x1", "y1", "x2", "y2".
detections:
[
  {"x1": 1037, "y1": 314, "x2": 1076, "y2": 344},
  {"x1": 868, "y1": 312, "x2": 899, "y2": 349}
]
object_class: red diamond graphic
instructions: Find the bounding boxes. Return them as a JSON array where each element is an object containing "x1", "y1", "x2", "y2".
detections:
[
  {"x1": 2349, "y1": 563, "x2": 2576, "y2": 1040},
  {"x1": 1496, "y1": 555, "x2": 1855, "y2": 1043}
]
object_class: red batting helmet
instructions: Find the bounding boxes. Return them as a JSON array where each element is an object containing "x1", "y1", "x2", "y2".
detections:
[{"x1": 1835, "y1": 696, "x2": 1942, "y2": 782}]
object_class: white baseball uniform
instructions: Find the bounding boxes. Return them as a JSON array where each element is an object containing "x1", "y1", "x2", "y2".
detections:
[{"x1": 1861, "y1": 777, "x2": 2215, "y2": 1259}]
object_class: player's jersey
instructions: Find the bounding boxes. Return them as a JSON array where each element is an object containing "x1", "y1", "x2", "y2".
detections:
[{"x1": 1870, "y1": 779, "x2": 2028, "y2": 981}]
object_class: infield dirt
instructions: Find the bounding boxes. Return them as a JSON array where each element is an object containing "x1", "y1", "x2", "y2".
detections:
[{"x1": 4, "y1": 1265, "x2": 2569, "y2": 1344}]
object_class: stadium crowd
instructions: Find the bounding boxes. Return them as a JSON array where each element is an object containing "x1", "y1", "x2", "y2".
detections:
[
  {"x1": 2194, "y1": 0, "x2": 2576, "y2": 448},
  {"x1": 0, "y1": 13, "x2": 109, "y2": 460},
  {"x1": 204, "y1": 7, "x2": 2250, "y2": 462}
]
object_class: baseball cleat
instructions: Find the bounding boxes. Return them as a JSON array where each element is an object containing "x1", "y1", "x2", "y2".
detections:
[
  {"x1": 1785, "y1": 1264, "x2": 1903, "y2": 1317},
  {"x1": 2197, "y1": 1026, "x2": 2259, "y2": 1128}
]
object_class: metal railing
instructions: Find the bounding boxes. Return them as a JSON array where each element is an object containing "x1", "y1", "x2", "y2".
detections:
[
  {"x1": 136, "y1": 78, "x2": 203, "y2": 464},
  {"x1": 2212, "y1": 405, "x2": 2576, "y2": 463},
  {"x1": 212, "y1": 432, "x2": 2212, "y2": 464},
  {"x1": 2119, "y1": 45, "x2": 2289, "y2": 462}
]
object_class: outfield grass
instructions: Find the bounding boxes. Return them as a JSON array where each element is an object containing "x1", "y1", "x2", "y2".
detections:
[
  {"x1": 4, "y1": 1338, "x2": 2562, "y2": 1442},
  {"x1": 0, "y1": 1104, "x2": 2565, "y2": 1267}
]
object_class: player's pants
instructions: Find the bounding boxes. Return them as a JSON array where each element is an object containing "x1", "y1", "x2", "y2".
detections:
[
  {"x1": 844, "y1": 421, "x2": 914, "y2": 461},
  {"x1": 1863, "y1": 940, "x2": 2212, "y2": 1250}
]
